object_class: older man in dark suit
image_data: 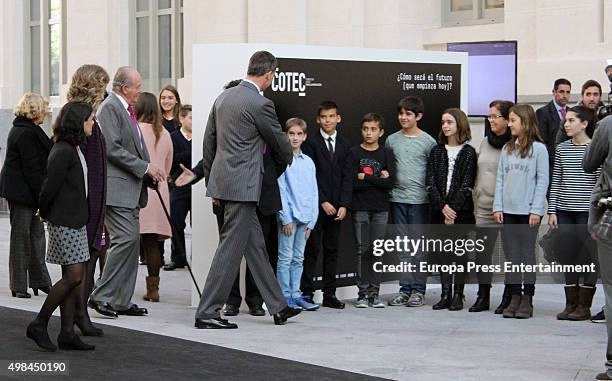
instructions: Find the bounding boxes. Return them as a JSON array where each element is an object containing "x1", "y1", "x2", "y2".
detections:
[
  {"x1": 177, "y1": 51, "x2": 300, "y2": 329},
  {"x1": 88, "y1": 67, "x2": 165, "y2": 318}
]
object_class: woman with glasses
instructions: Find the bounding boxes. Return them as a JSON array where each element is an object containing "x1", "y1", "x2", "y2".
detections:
[{"x1": 470, "y1": 100, "x2": 514, "y2": 313}]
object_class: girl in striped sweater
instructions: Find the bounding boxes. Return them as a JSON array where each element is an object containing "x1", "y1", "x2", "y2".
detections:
[{"x1": 548, "y1": 105, "x2": 600, "y2": 321}]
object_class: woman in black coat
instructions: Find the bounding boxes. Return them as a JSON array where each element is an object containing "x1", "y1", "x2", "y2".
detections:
[
  {"x1": 26, "y1": 102, "x2": 95, "y2": 352},
  {"x1": 426, "y1": 108, "x2": 477, "y2": 311},
  {"x1": 0, "y1": 93, "x2": 53, "y2": 298}
]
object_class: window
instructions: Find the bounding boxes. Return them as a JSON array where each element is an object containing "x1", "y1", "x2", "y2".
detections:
[
  {"x1": 27, "y1": 0, "x2": 64, "y2": 98},
  {"x1": 133, "y1": 0, "x2": 184, "y2": 93},
  {"x1": 443, "y1": 0, "x2": 504, "y2": 26}
]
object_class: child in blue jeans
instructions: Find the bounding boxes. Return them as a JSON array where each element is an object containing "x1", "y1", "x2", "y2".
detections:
[{"x1": 277, "y1": 118, "x2": 319, "y2": 311}]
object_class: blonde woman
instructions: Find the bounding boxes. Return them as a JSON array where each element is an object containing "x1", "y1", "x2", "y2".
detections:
[{"x1": 0, "y1": 93, "x2": 53, "y2": 298}]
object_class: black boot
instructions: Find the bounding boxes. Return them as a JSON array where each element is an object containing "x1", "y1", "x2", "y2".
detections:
[
  {"x1": 494, "y1": 285, "x2": 511, "y2": 314},
  {"x1": 469, "y1": 284, "x2": 491, "y2": 312},
  {"x1": 433, "y1": 273, "x2": 452, "y2": 310},
  {"x1": 57, "y1": 332, "x2": 95, "y2": 351},
  {"x1": 449, "y1": 284, "x2": 465, "y2": 311}
]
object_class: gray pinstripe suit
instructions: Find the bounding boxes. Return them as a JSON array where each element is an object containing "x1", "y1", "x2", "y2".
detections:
[
  {"x1": 195, "y1": 81, "x2": 293, "y2": 319},
  {"x1": 90, "y1": 92, "x2": 150, "y2": 310}
]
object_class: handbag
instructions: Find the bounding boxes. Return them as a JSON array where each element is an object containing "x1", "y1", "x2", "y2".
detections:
[{"x1": 538, "y1": 227, "x2": 558, "y2": 263}]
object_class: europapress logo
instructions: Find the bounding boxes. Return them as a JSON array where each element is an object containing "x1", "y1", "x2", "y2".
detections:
[{"x1": 270, "y1": 68, "x2": 322, "y2": 97}]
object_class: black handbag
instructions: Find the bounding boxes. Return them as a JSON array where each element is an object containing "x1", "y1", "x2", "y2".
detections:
[{"x1": 539, "y1": 227, "x2": 558, "y2": 263}]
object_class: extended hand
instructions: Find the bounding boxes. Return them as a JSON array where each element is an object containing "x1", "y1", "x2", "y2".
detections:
[
  {"x1": 305, "y1": 227, "x2": 312, "y2": 239},
  {"x1": 529, "y1": 214, "x2": 541, "y2": 227},
  {"x1": 380, "y1": 170, "x2": 389, "y2": 178},
  {"x1": 175, "y1": 164, "x2": 196, "y2": 187}
]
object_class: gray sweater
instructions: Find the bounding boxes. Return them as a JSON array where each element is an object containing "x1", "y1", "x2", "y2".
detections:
[{"x1": 493, "y1": 141, "x2": 549, "y2": 216}]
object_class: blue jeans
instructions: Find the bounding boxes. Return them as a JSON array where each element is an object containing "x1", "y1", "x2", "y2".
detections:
[
  {"x1": 390, "y1": 202, "x2": 430, "y2": 295},
  {"x1": 277, "y1": 221, "x2": 308, "y2": 299}
]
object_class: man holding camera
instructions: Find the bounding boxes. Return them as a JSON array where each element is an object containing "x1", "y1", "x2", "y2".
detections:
[{"x1": 584, "y1": 114, "x2": 612, "y2": 380}]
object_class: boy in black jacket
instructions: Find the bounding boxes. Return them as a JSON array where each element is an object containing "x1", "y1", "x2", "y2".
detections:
[
  {"x1": 348, "y1": 113, "x2": 395, "y2": 308},
  {"x1": 301, "y1": 100, "x2": 352, "y2": 309}
]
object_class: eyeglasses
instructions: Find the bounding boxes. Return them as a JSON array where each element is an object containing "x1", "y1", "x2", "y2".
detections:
[{"x1": 487, "y1": 114, "x2": 504, "y2": 120}]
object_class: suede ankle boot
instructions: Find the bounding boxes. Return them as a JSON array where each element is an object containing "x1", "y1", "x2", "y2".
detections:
[
  {"x1": 514, "y1": 294, "x2": 533, "y2": 319},
  {"x1": 556, "y1": 285, "x2": 579, "y2": 320},
  {"x1": 503, "y1": 294, "x2": 521, "y2": 318},
  {"x1": 568, "y1": 286, "x2": 596, "y2": 321}
]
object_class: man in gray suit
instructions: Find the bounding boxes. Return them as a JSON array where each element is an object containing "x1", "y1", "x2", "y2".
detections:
[
  {"x1": 89, "y1": 67, "x2": 165, "y2": 317},
  {"x1": 176, "y1": 51, "x2": 301, "y2": 328}
]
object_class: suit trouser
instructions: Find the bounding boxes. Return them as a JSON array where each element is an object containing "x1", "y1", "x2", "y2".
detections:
[
  {"x1": 596, "y1": 238, "x2": 612, "y2": 376},
  {"x1": 170, "y1": 193, "x2": 191, "y2": 265},
  {"x1": 301, "y1": 211, "x2": 341, "y2": 296},
  {"x1": 90, "y1": 206, "x2": 140, "y2": 310},
  {"x1": 226, "y1": 212, "x2": 278, "y2": 308},
  {"x1": 196, "y1": 201, "x2": 286, "y2": 319},
  {"x1": 8, "y1": 202, "x2": 51, "y2": 292}
]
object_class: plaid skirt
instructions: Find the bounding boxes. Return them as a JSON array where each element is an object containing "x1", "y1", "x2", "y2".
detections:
[{"x1": 46, "y1": 223, "x2": 90, "y2": 265}]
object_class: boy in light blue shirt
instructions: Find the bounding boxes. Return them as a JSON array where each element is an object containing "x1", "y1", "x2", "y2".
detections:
[{"x1": 277, "y1": 118, "x2": 320, "y2": 311}]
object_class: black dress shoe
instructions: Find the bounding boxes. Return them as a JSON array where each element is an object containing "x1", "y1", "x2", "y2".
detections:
[
  {"x1": 163, "y1": 261, "x2": 186, "y2": 271},
  {"x1": 322, "y1": 294, "x2": 345, "y2": 309},
  {"x1": 273, "y1": 306, "x2": 302, "y2": 325},
  {"x1": 249, "y1": 305, "x2": 266, "y2": 316},
  {"x1": 12, "y1": 291, "x2": 31, "y2": 298},
  {"x1": 195, "y1": 317, "x2": 238, "y2": 329},
  {"x1": 32, "y1": 286, "x2": 51, "y2": 296},
  {"x1": 222, "y1": 304, "x2": 239, "y2": 316},
  {"x1": 87, "y1": 300, "x2": 118, "y2": 318},
  {"x1": 116, "y1": 304, "x2": 148, "y2": 316},
  {"x1": 26, "y1": 321, "x2": 57, "y2": 352},
  {"x1": 57, "y1": 332, "x2": 95, "y2": 350}
]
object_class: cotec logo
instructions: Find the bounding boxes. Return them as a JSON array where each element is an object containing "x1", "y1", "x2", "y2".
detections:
[{"x1": 271, "y1": 68, "x2": 307, "y2": 96}]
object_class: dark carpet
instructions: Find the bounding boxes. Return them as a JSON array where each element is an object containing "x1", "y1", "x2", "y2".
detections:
[{"x1": 0, "y1": 306, "x2": 390, "y2": 381}]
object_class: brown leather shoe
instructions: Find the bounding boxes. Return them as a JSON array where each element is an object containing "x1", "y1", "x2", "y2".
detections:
[
  {"x1": 143, "y1": 276, "x2": 160, "y2": 302},
  {"x1": 557, "y1": 285, "x2": 579, "y2": 320},
  {"x1": 514, "y1": 295, "x2": 533, "y2": 319}
]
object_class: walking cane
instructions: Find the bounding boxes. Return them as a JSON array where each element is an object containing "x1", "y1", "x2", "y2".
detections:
[{"x1": 151, "y1": 183, "x2": 202, "y2": 298}]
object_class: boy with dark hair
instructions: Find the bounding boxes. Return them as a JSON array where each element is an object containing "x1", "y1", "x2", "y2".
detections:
[
  {"x1": 349, "y1": 113, "x2": 395, "y2": 308},
  {"x1": 301, "y1": 100, "x2": 353, "y2": 309},
  {"x1": 385, "y1": 96, "x2": 436, "y2": 307}
]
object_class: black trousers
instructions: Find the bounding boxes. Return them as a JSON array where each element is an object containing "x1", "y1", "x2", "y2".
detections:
[
  {"x1": 170, "y1": 193, "x2": 191, "y2": 265},
  {"x1": 301, "y1": 211, "x2": 341, "y2": 296},
  {"x1": 217, "y1": 209, "x2": 278, "y2": 308}
]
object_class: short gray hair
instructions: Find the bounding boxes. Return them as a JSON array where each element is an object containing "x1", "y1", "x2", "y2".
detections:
[{"x1": 112, "y1": 66, "x2": 137, "y2": 90}]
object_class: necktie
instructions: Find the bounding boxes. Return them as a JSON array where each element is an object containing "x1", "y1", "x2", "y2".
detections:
[
  {"x1": 127, "y1": 105, "x2": 143, "y2": 148},
  {"x1": 327, "y1": 136, "x2": 334, "y2": 158},
  {"x1": 559, "y1": 107, "x2": 566, "y2": 119}
]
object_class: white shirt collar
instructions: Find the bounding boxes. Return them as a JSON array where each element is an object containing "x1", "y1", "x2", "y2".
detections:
[
  {"x1": 242, "y1": 79, "x2": 263, "y2": 96},
  {"x1": 320, "y1": 129, "x2": 337, "y2": 141},
  {"x1": 112, "y1": 91, "x2": 130, "y2": 111},
  {"x1": 180, "y1": 128, "x2": 192, "y2": 141}
]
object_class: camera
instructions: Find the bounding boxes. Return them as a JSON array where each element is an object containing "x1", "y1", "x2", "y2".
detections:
[{"x1": 598, "y1": 196, "x2": 612, "y2": 209}]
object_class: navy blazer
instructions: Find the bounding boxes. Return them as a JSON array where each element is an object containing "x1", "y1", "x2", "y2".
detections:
[
  {"x1": 536, "y1": 100, "x2": 566, "y2": 169},
  {"x1": 39, "y1": 141, "x2": 88, "y2": 229},
  {"x1": 0, "y1": 117, "x2": 53, "y2": 208},
  {"x1": 302, "y1": 132, "x2": 353, "y2": 209}
]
